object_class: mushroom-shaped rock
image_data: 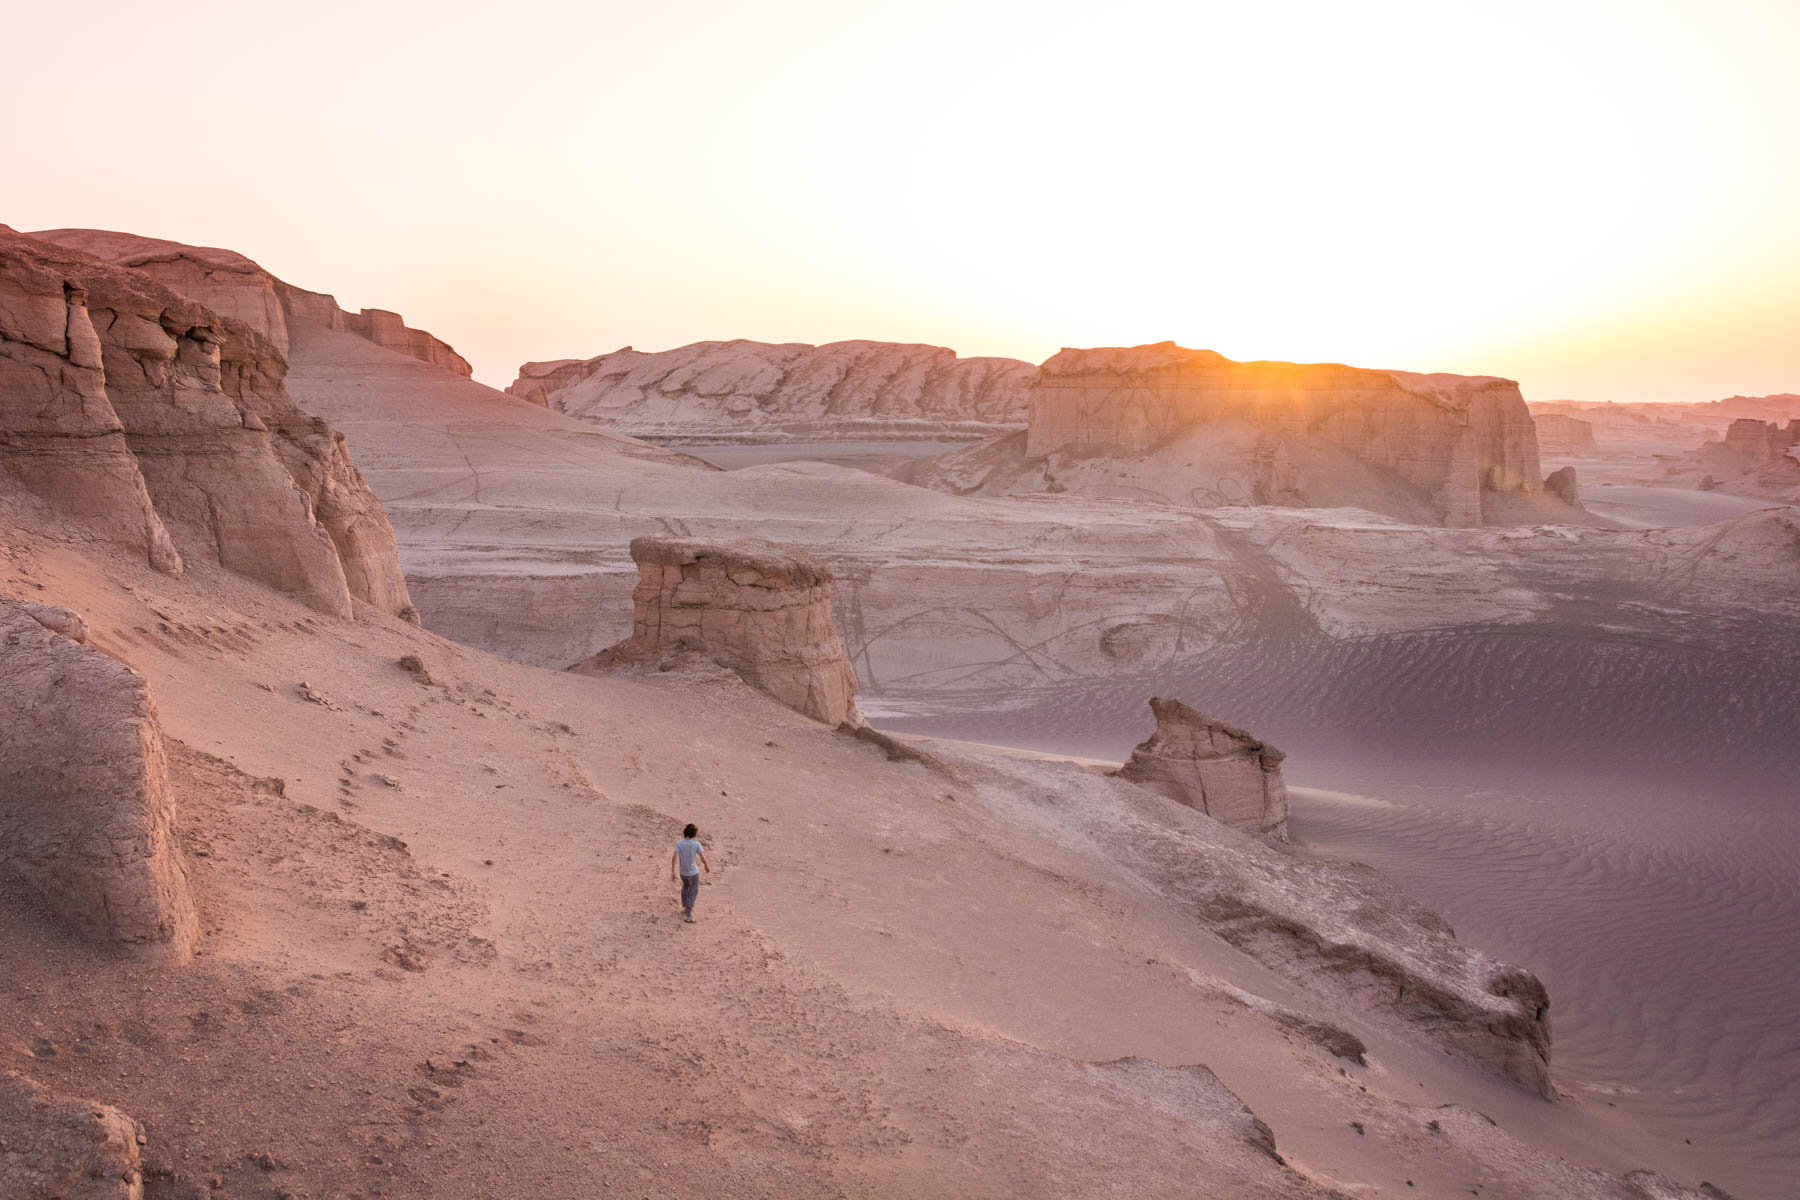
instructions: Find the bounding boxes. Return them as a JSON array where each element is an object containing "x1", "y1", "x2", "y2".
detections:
[
  {"x1": 1115, "y1": 698, "x2": 1289, "y2": 838},
  {"x1": 0, "y1": 601, "x2": 198, "y2": 956},
  {"x1": 583, "y1": 536, "x2": 861, "y2": 726}
]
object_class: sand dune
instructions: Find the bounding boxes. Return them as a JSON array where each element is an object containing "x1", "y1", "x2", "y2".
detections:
[{"x1": 875, "y1": 623, "x2": 1800, "y2": 1198}]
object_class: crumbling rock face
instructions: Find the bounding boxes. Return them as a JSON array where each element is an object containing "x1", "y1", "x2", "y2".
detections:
[
  {"x1": 0, "y1": 601, "x2": 198, "y2": 955},
  {"x1": 1026, "y1": 343, "x2": 1542, "y2": 526},
  {"x1": 1533, "y1": 412, "x2": 1598, "y2": 454},
  {"x1": 580, "y1": 536, "x2": 860, "y2": 725},
  {"x1": 0, "y1": 234, "x2": 183, "y2": 574},
  {"x1": 1723, "y1": 417, "x2": 1800, "y2": 462},
  {"x1": 0, "y1": 1071, "x2": 146, "y2": 1200},
  {"x1": 508, "y1": 339, "x2": 1035, "y2": 440},
  {"x1": 962, "y1": 749, "x2": 1557, "y2": 1095},
  {"x1": 0, "y1": 227, "x2": 414, "y2": 620},
  {"x1": 1115, "y1": 698, "x2": 1289, "y2": 838},
  {"x1": 282, "y1": 288, "x2": 474, "y2": 377},
  {"x1": 32, "y1": 228, "x2": 473, "y2": 378}
]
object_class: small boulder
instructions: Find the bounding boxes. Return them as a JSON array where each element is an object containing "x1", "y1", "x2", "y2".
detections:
[{"x1": 1545, "y1": 465, "x2": 1580, "y2": 506}]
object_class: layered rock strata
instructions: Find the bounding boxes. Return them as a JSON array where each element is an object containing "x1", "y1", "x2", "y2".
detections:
[
  {"x1": 0, "y1": 1071, "x2": 147, "y2": 1200},
  {"x1": 0, "y1": 227, "x2": 414, "y2": 619},
  {"x1": 1025, "y1": 343, "x2": 1543, "y2": 526},
  {"x1": 507, "y1": 339, "x2": 1035, "y2": 440},
  {"x1": 1534, "y1": 412, "x2": 1597, "y2": 454},
  {"x1": 31, "y1": 228, "x2": 472, "y2": 377},
  {"x1": 581, "y1": 536, "x2": 860, "y2": 725},
  {"x1": 1115, "y1": 698, "x2": 1289, "y2": 838},
  {"x1": 1723, "y1": 417, "x2": 1800, "y2": 461},
  {"x1": 0, "y1": 601, "x2": 198, "y2": 955}
]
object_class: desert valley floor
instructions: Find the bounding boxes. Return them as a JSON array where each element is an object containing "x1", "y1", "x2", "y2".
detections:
[{"x1": 3, "y1": 225, "x2": 1796, "y2": 1199}]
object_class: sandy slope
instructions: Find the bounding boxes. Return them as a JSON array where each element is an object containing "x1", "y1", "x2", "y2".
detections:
[{"x1": 0, "y1": 498, "x2": 1735, "y2": 1198}]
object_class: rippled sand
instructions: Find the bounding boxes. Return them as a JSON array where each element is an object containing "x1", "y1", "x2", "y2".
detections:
[{"x1": 876, "y1": 627, "x2": 1800, "y2": 1198}]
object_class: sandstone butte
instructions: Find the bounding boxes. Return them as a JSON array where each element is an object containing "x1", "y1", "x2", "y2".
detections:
[
  {"x1": 506, "y1": 338, "x2": 1036, "y2": 440},
  {"x1": 1115, "y1": 697, "x2": 1290, "y2": 838},
  {"x1": 1533, "y1": 411, "x2": 1598, "y2": 454},
  {"x1": 573, "y1": 535, "x2": 862, "y2": 727},
  {"x1": 0, "y1": 225, "x2": 414, "y2": 620},
  {"x1": 1024, "y1": 342, "x2": 1544, "y2": 527}
]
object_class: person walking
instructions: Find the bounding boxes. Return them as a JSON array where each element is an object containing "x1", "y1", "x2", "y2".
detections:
[{"x1": 670, "y1": 823, "x2": 710, "y2": 923}]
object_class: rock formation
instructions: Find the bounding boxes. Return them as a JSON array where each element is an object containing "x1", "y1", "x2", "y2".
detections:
[
  {"x1": 1115, "y1": 698, "x2": 1289, "y2": 838},
  {"x1": 0, "y1": 227, "x2": 414, "y2": 619},
  {"x1": 579, "y1": 536, "x2": 860, "y2": 725},
  {"x1": 1534, "y1": 412, "x2": 1597, "y2": 454},
  {"x1": 1542, "y1": 464, "x2": 1582, "y2": 505},
  {"x1": 0, "y1": 601, "x2": 198, "y2": 955},
  {"x1": 0, "y1": 1071, "x2": 146, "y2": 1200},
  {"x1": 281, "y1": 288, "x2": 474, "y2": 377},
  {"x1": 31, "y1": 228, "x2": 472, "y2": 378},
  {"x1": 1722, "y1": 417, "x2": 1800, "y2": 461},
  {"x1": 1545, "y1": 465, "x2": 1581, "y2": 505},
  {"x1": 1020, "y1": 343, "x2": 1542, "y2": 526},
  {"x1": 507, "y1": 339, "x2": 1035, "y2": 440}
]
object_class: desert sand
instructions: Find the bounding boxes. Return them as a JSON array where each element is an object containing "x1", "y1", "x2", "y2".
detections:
[{"x1": 5, "y1": 226, "x2": 1786, "y2": 1198}]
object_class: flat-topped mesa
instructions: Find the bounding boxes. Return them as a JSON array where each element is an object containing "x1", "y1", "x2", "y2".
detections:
[
  {"x1": 1533, "y1": 412, "x2": 1597, "y2": 454},
  {"x1": 1029, "y1": 342, "x2": 1543, "y2": 526},
  {"x1": 29, "y1": 228, "x2": 472, "y2": 378},
  {"x1": 590, "y1": 536, "x2": 861, "y2": 726},
  {"x1": 0, "y1": 226, "x2": 415, "y2": 620},
  {"x1": 506, "y1": 339, "x2": 1036, "y2": 440},
  {"x1": 1114, "y1": 698, "x2": 1289, "y2": 839},
  {"x1": 0, "y1": 601, "x2": 198, "y2": 957},
  {"x1": 1724, "y1": 417, "x2": 1800, "y2": 461}
]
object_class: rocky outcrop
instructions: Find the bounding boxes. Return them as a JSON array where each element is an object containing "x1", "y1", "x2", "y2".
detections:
[
  {"x1": 507, "y1": 339, "x2": 1035, "y2": 440},
  {"x1": 30, "y1": 228, "x2": 472, "y2": 378},
  {"x1": 1723, "y1": 417, "x2": 1800, "y2": 461},
  {"x1": 282, "y1": 288, "x2": 474, "y2": 377},
  {"x1": 0, "y1": 227, "x2": 414, "y2": 620},
  {"x1": 578, "y1": 536, "x2": 860, "y2": 725},
  {"x1": 0, "y1": 235, "x2": 184, "y2": 574},
  {"x1": 1025, "y1": 343, "x2": 1543, "y2": 526},
  {"x1": 0, "y1": 601, "x2": 198, "y2": 955},
  {"x1": 1545, "y1": 465, "x2": 1581, "y2": 505},
  {"x1": 1534, "y1": 412, "x2": 1597, "y2": 454},
  {"x1": 0, "y1": 1071, "x2": 146, "y2": 1200},
  {"x1": 1115, "y1": 698, "x2": 1289, "y2": 838}
]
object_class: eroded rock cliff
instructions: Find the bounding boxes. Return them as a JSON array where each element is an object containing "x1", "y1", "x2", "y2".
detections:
[
  {"x1": 1021, "y1": 342, "x2": 1543, "y2": 526},
  {"x1": 0, "y1": 227, "x2": 414, "y2": 619},
  {"x1": 578, "y1": 535, "x2": 860, "y2": 725},
  {"x1": 1115, "y1": 698, "x2": 1289, "y2": 838},
  {"x1": 31, "y1": 228, "x2": 473, "y2": 378},
  {"x1": 507, "y1": 339, "x2": 1035, "y2": 440},
  {"x1": 0, "y1": 601, "x2": 197, "y2": 956}
]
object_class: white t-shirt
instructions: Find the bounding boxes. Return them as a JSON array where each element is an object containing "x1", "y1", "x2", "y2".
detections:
[{"x1": 675, "y1": 838, "x2": 703, "y2": 877}]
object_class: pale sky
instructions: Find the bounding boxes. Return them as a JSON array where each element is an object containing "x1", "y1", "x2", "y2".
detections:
[{"x1": 5, "y1": 0, "x2": 1796, "y2": 402}]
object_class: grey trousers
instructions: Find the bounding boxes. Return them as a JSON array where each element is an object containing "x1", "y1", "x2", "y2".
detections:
[{"x1": 680, "y1": 873, "x2": 700, "y2": 913}]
